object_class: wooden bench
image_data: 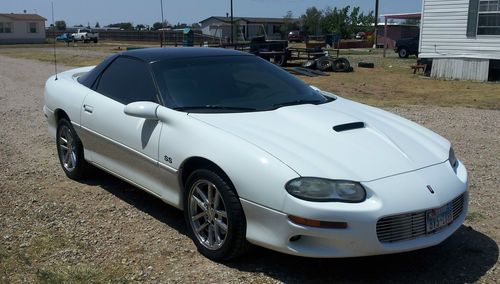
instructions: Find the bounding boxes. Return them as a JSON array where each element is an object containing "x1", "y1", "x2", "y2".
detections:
[{"x1": 411, "y1": 64, "x2": 427, "y2": 74}]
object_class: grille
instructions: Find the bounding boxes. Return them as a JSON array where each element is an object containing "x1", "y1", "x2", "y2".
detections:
[{"x1": 377, "y1": 194, "x2": 465, "y2": 243}]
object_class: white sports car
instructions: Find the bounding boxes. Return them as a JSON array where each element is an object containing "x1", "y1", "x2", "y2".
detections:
[{"x1": 44, "y1": 48, "x2": 468, "y2": 261}]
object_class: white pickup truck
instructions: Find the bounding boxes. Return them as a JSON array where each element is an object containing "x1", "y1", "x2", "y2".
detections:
[{"x1": 71, "y1": 29, "x2": 99, "y2": 43}]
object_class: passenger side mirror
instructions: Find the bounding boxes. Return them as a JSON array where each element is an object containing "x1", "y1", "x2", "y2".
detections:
[{"x1": 124, "y1": 101, "x2": 159, "y2": 120}]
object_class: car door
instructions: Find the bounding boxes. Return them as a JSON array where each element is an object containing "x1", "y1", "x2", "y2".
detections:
[{"x1": 80, "y1": 56, "x2": 166, "y2": 197}]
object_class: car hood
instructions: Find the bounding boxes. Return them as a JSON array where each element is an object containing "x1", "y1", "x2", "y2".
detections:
[{"x1": 189, "y1": 98, "x2": 450, "y2": 181}]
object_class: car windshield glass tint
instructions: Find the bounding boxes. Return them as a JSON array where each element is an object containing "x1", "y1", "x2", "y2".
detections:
[{"x1": 151, "y1": 55, "x2": 332, "y2": 112}]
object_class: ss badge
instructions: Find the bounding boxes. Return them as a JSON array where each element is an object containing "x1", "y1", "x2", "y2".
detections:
[{"x1": 164, "y1": 155, "x2": 173, "y2": 164}]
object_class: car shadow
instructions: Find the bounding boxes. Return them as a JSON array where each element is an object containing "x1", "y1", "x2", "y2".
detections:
[
  {"x1": 81, "y1": 169, "x2": 188, "y2": 236},
  {"x1": 82, "y1": 170, "x2": 498, "y2": 283},
  {"x1": 226, "y1": 228, "x2": 498, "y2": 283}
]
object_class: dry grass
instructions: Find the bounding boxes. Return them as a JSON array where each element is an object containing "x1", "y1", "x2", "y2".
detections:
[
  {"x1": 300, "y1": 49, "x2": 500, "y2": 110},
  {"x1": 0, "y1": 43, "x2": 498, "y2": 109}
]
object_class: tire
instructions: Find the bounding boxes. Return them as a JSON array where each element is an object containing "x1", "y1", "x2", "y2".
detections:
[
  {"x1": 398, "y1": 48, "x2": 409, "y2": 58},
  {"x1": 93, "y1": 38, "x2": 98, "y2": 43},
  {"x1": 358, "y1": 62, "x2": 375, "y2": 68},
  {"x1": 302, "y1": 60, "x2": 317, "y2": 69},
  {"x1": 270, "y1": 54, "x2": 286, "y2": 66},
  {"x1": 56, "y1": 118, "x2": 88, "y2": 180},
  {"x1": 316, "y1": 57, "x2": 334, "y2": 71},
  {"x1": 332, "y1": 57, "x2": 351, "y2": 72},
  {"x1": 184, "y1": 168, "x2": 249, "y2": 261}
]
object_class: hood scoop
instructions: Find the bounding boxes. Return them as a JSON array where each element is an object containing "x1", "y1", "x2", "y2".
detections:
[{"x1": 333, "y1": 122, "x2": 365, "y2": 132}]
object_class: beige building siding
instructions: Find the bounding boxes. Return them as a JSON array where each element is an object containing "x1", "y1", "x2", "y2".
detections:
[
  {"x1": 420, "y1": 0, "x2": 500, "y2": 60},
  {"x1": 430, "y1": 58, "x2": 490, "y2": 81},
  {"x1": 0, "y1": 15, "x2": 46, "y2": 44}
]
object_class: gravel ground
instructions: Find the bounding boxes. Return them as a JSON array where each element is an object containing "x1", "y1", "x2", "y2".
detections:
[{"x1": 0, "y1": 55, "x2": 498, "y2": 283}]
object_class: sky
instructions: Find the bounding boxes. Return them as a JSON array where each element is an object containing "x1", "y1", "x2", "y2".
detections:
[{"x1": 2, "y1": 0, "x2": 422, "y2": 27}]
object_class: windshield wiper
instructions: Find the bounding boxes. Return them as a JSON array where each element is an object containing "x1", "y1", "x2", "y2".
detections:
[
  {"x1": 173, "y1": 105, "x2": 258, "y2": 112},
  {"x1": 272, "y1": 99, "x2": 328, "y2": 109}
]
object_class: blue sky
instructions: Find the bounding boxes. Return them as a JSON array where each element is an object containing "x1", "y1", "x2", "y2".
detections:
[{"x1": 3, "y1": 0, "x2": 422, "y2": 27}]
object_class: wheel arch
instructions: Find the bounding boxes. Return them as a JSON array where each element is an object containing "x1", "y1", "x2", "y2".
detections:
[
  {"x1": 54, "y1": 108, "x2": 70, "y2": 122},
  {"x1": 178, "y1": 156, "x2": 237, "y2": 197}
]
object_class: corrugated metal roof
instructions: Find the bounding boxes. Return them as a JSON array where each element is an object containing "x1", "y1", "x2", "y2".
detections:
[
  {"x1": 200, "y1": 16, "x2": 299, "y2": 24},
  {"x1": 0, "y1": 13, "x2": 47, "y2": 21}
]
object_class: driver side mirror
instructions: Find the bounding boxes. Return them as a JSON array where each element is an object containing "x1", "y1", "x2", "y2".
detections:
[{"x1": 124, "y1": 101, "x2": 159, "y2": 120}]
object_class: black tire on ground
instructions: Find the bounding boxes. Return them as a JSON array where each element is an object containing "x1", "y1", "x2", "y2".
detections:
[
  {"x1": 93, "y1": 38, "x2": 98, "y2": 43},
  {"x1": 358, "y1": 62, "x2": 375, "y2": 68},
  {"x1": 302, "y1": 60, "x2": 317, "y2": 69},
  {"x1": 316, "y1": 57, "x2": 334, "y2": 71},
  {"x1": 56, "y1": 118, "x2": 89, "y2": 180},
  {"x1": 332, "y1": 57, "x2": 351, "y2": 72},
  {"x1": 398, "y1": 48, "x2": 409, "y2": 58},
  {"x1": 183, "y1": 168, "x2": 249, "y2": 261}
]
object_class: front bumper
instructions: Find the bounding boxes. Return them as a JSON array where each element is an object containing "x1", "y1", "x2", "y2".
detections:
[{"x1": 241, "y1": 160, "x2": 468, "y2": 258}]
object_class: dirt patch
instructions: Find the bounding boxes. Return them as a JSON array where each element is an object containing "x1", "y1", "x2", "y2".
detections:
[{"x1": 0, "y1": 55, "x2": 498, "y2": 283}]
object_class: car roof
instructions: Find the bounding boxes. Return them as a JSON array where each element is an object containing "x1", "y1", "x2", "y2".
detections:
[{"x1": 121, "y1": 47, "x2": 249, "y2": 62}]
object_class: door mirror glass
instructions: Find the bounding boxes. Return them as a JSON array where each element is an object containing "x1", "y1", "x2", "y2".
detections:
[{"x1": 124, "y1": 101, "x2": 159, "y2": 120}]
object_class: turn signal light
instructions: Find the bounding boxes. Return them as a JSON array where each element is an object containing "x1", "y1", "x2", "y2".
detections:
[{"x1": 288, "y1": 215, "x2": 348, "y2": 229}]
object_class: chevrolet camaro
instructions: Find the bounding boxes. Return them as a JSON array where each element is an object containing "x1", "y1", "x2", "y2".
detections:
[{"x1": 44, "y1": 48, "x2": 468, "y2": 261}]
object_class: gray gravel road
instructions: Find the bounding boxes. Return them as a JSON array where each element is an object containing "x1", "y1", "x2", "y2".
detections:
[{"x1": 0, "y1": 55, "x2": 498, "y2": 283}]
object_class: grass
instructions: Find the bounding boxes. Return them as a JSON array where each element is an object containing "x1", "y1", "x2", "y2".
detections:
[
  {"x1": 465, "y1": 211, "x2": 487, "y2": 222},
  {"x1": 0, "y1": 230, "x2": 129, "y2": 283},
  {"x1": 0, "y1": 43, "x2": 498, "y2": 109}
]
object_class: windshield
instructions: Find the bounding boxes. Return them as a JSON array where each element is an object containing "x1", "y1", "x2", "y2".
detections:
[{"x1": 151, "y1": 55, "x2": 332, "y2": 113}]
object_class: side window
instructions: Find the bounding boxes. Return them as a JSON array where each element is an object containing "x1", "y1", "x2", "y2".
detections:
[{"x1": 96, "y1": 57, "x2": 158, "y2": 105}]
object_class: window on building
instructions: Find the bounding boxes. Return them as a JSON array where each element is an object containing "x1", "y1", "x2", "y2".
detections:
[
  {"x1": 28, "y1": 22, "x2": 37, "y2": 33},
  {"x1": 0, "y1": 22, "x2": 13, "y2": 33},
  {"x1": 478, "y1": 0, "x2": 500, "y2": 35}
]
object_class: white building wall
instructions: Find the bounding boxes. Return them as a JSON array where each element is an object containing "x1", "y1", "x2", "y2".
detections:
[
  {"x1": 420, "y1": 0, "x2": 500, "y2": 60},
  {"x1": 0, "y1": 16, "x2": 45, "y2": 44}
]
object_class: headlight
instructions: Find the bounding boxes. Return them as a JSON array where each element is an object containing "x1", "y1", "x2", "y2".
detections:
[
  {"x1": 285, "y1": 178, "x2": 366, "y2": 203},
  {"x1": 449, "y1": 147, "x2": 458, "y2": 170}
]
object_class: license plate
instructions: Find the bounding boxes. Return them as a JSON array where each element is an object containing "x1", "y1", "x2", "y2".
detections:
[{"x1": 426, "y1": 203, "x2": 453, "y2": 233}]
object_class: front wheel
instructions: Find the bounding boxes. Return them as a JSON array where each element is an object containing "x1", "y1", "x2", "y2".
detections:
[
  {"x1": 56, "y1": 118, "x2": 88, "y2": 180},
  {"x1": 184, "y1": 169, "x2": 249, "y2": 261}
]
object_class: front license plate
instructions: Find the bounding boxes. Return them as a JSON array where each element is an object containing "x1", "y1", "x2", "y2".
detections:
[{"x1": 426, "y1": 203, "x2": 453, "y2": 233}]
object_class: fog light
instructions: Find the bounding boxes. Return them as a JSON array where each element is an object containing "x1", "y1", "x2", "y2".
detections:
[{"x1": 288, "y1": 215, "x2": 348, "y2": 229}]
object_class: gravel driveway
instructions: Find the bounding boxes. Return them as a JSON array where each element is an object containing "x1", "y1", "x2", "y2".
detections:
[{"x1": 0, "y1": 55, "x2": 498, "y2": 283}]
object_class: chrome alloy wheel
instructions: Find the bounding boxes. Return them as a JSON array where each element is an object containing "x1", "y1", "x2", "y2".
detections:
[
  {"x1": 188, "y1": 180, "x2": 228, "y2": 250},
  {"x1": 58, "y1": 125, "x2": 77, "y2": 172}
]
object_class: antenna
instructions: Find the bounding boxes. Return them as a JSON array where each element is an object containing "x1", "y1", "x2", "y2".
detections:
[
  {"x1": 160, "y1": 0, "x2": 165, "y2": 47},
  {"x1": 51, "y1": 2, "x2": 58, "y2": 80}
]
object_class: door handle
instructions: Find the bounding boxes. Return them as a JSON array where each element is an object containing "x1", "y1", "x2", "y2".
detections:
[{"x1": 83, "y1": 104, "x2": 94, "y2": 114}]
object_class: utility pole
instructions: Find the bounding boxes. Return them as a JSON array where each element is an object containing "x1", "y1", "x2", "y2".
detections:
[
  {"x1": 374, "y1": 0, "x2": 379, "y2": 49},
  {"x1": 230, "y1": 0, "x2": 234, "y2": 44}
]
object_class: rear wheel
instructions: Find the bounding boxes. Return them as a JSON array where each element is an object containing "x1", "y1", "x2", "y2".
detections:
[
  {"x1": 398, "y1": 48, "x2": 409, "y2": 58},
  {"x1": 56, "y1": 118, "x2": 88, "y2": 180},
  {"x1": 184, "y1": 169, "x2": 248, "y2": 261}
]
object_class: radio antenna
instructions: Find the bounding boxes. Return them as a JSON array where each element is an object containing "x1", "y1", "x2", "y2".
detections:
[{"x1": 51, "y1": 2, "x2": 58, "y2": 80}]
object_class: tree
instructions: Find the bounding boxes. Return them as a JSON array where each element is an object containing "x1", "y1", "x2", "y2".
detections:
[
  {"x1": 319, "y1": 6, "x2": 374, "y2": 39},
  {"x1": 301, "y1": 7, "x2": 322, "y2": 35},
  {"x1": 173, "y1": 22, "x2": 188, "y2": 29},
  {"x1": 108, "y1": 22, "x2": 134, "y2": 30},
  {"x1": 190, "y1": 23, "x2": 201, "y2": 29},
  {"x1": 136, "y1": 24, "x2": 146, "y2": 30},
  {"x1": 152, "y1": 21, "x2": 170, "y2": 30},
  {"x1": 54, "y1": 20, "x2": 66, "y2": 31},
  {"x1": 280, "y1": 11, "x2": 299, "y2": 36},
  {"x1": 95, "y1": 22, "x2": 100, "y2": 28},
  {"x1": 152, "y1": 22, "x2": 163, "y2": 30}
]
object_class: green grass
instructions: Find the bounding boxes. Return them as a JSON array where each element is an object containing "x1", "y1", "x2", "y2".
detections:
[
  {"x1": 0, "y1": 230, "x2": 130, "y2": 283},
  {"x1": 465, "y1": 211, "x2": 487, "y2": 222}
]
